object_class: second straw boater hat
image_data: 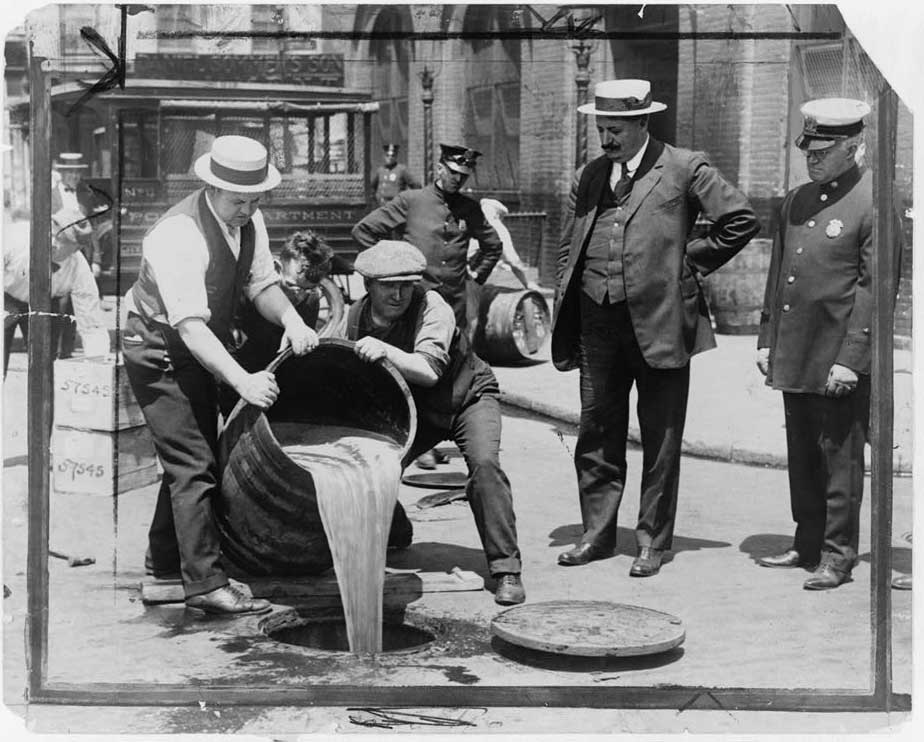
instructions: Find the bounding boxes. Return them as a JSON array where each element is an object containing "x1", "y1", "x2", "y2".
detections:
[
  {"x1": 194, "y1": 135, "x2": 282, "y2": 193},
  {"x1": 578, "y1": 79, "x2": 668, "y2": 116}
]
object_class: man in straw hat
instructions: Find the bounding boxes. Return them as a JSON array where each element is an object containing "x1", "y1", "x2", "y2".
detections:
[
  {"x1": 329, "y1": 239, "x2": 525, "y2": 605},
  {"x1": 371, "y1": 143, "x2": 420, "y2": 207},
  {"x1": 121, "y1": 135, "x2": 319, "y2": 616},
  {"x1": 552, "y1": 79, "x2": 760, "y2": 577},
  {"x1": 756, "y1": 98, "x2": 903, "y2": 590}
]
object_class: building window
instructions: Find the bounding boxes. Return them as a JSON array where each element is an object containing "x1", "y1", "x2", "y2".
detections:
[
  {"x1": 463, "y1": 5, "x2": 521, "y2": 192},
  {"x1": 369, "y1": 8, "x2": 412, "y2": 163},
  {"x1": 251, "y1": 4, "x2": 286, "y2": 55}
]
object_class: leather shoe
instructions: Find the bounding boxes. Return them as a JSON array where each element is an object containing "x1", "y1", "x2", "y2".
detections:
[
  {"x1": 892, "y1": 574, "x2": 912, "y2": 590},
  {"x1": 494, "y1": 573, "x2": 526, "y2": 605},
  {"x1": 803, "y1": 562, "x2": 851, "y2": 591},
  {"x1": 557, "y1": 542, "x2": 608, "y2": 567},
  {"x1": 415, "y1": 450, "x2": 437, "y2": 470},
  {"x1": 757, "y1": 549, "x2": 817, "y2": 569},
  {"x1": 629, "y1": 547, "x2": 664, "y2": 577},
  {"x1": 185, "y1": 584, "x2": 272, "y2": 616}
]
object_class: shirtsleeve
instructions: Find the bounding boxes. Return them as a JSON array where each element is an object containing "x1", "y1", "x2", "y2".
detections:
[
  {"x1": 142, "y1": 214, "x2": 211, "y2": 326},
  {"x1": 243, "y1": 209, "x2": 279, "y2": 300},
  {"x1": 413, "y1": 291, "x2": 455, "y2": 377}
]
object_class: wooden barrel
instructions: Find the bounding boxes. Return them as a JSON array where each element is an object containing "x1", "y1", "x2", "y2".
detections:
[
  {"x1": 215, "y1": 339, "x2": 416, "y2": 576},
  {"x1": 473, "y1": 286, "x2": 551, "y2": 365},
  {"x1": 703, "y1": 238, "x2": 772, "y2": 335}
]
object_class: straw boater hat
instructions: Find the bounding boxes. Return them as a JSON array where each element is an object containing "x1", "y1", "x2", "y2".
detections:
[
  {"x1": 194, "y1": 135, "x2": 281, "y2": 193},
  {"x1": 54, "y1": 152, "x2": 89, "y2": 170},
  {"x1": 578, "y1": 79, "x2": 667, "y2": 116},
  {"x1": 354, "y1": 240, "x2": 426, "y2": 282},
  {"x1": 795, "y1": 98, "x2": 871, "y2": 151}
]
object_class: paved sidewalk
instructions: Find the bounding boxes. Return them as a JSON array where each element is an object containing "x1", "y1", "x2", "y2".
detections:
[{"x1": 493, "y1": 317, "x2": 914, "y2": 475}]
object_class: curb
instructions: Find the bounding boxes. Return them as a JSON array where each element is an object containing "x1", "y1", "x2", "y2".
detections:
[{"x1": 500, "y1": 390, "x2": 911, "y2": 475}]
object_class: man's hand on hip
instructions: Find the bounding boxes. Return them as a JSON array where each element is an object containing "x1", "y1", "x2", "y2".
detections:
[
  {"x1": 825, "y1": 363, "x2": 859, "y2": 398},
  {"x1": 756, "y1": 347, "x2": 770, "y2": 376}
]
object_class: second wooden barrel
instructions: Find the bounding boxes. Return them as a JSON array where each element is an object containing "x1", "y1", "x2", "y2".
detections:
[
  {"x1": 215, "y1": 339, "x2": 416, "y2": 576},
  {"x1": 703, "y1": 238, "x2": 772, "y2": 335},
  {"x1": 473, "y1": 286, "x2": 551, "y2": 365}
]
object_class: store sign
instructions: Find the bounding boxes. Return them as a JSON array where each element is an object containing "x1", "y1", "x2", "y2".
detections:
[{"x1": 134, "y1": 53, "x2": 345, "y2": 87}]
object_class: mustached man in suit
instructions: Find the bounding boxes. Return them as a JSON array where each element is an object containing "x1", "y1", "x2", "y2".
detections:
[{"x1": 552, "y1": 79, "x2": 760, "y2": 577}]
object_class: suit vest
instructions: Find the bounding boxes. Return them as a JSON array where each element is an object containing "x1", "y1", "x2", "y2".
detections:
[
  {"x1": 131, "y1": 188, "x2": 255, "y2": 349},
  {"x1": 346, "y1": 286, "x2": 494, "y2": 427},
  {"x1": 581, "y1": 183, "x2": 630, "y2": 304}
]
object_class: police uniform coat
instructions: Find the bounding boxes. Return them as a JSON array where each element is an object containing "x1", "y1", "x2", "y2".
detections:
[
  {"x1": 758, "y1": 164, "x2": 899, "y2": 391},
  {"x1": 371, "y1": 163, "x2": 420, "y2": 205},
  {"x1": 552, "y1": 139, "x2": 760, "y2": 371},
  {"x1": 351, "y1": 183, "x2": 503, "y2": 328}
]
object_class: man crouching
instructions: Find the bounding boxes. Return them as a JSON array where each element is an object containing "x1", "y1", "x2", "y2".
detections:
[{"x1": 329, "y1": 239, "x2": 525, "y2": 605}]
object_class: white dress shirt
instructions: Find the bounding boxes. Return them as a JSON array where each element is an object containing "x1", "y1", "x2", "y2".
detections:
[
  {"x1": 124, "y1": 192, "x2": 278, "y2": 327},
  {"x1": 609, "y1": 135, "x2": 650, "y2": 191}
]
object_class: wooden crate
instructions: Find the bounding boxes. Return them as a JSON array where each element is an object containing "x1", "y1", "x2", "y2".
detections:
[
  {"x1": 53, "y1": 353, "x2": 144, "y2": 432},
  {"x1": 52, "y1": 424, "x2": 159, "y2": 496}
]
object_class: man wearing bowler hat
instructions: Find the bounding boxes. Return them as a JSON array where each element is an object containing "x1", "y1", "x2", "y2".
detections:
[
  {"x1": 371, "y1": 143, "x2": 420, "y2": 207},
  {"x1": 121, "y1": 135, "x2": 319, "y2": 616},
  {"x1": 756, "y1": 98, "x2": 903, "y2": 590},
  {"x1": 330, "y1": 239, "x2": 525, "y2": 605},
  {"x1": 552, "y1": 79, "x2": 760, "y2": 577}
]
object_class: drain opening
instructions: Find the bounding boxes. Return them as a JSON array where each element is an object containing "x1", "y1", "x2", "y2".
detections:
[{"x1": 264, "y1": 616, "x2": 435, "y2": 653}]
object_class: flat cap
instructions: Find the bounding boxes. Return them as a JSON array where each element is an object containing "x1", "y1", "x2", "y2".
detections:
[
  {"x1": 796, "y1": 97, "x2": 870, "y2": 151},
  {"x1": 439, "y1": 143, "x2": 481, "y2": 175},
  {"x1": 354, "y1": 240, "x2": 426, "y2": 282}
]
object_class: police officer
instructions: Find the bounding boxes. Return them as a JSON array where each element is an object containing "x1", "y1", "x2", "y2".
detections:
[
  {"x1": 370, "y1": 144, "x2": 420, "y2": 207},
  {"x1": 329, "y1": 240, "x2": 525, "y2": 605},
  {"x1": 352, "y1": 143, "x2": 504, "y2": 334},
  {"x1": 756, "y1": 98, "x2": 902, "y2": 590}
]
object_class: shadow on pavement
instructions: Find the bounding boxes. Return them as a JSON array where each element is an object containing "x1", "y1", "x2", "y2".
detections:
[
  {"x1": 857, "y1": 546, "x2": 913, "y2": 574},
  {"x1": 739, "y1": 533, "x2": 796, "y2": 565},
  {"x1": 549, "y1": 524, "x2": 730, "y2": 556},
  {"x1": 491, "y1": 636, "x2": 685, "y2": 673},
  {"x1": 385, "y1": 541, "x2": 490, "y2": 582}
]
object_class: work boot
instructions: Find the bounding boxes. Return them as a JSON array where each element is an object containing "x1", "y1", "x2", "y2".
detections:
[
  {"x1": 892, "y1": 574, "x2": 912, "y2": 590},
  {"x1": 185, "y1": 584, "x2": 272, "y2": 616},
  {"x1": 629, "y1": 547, "x2": 664, "y2": 577},
  {"x1": 757, "y1": 549, "x2": 818, "y2": 569},
  {"x1": 494, "y1": 573, "x2": 525, "y2": 605},
  {"x1": 415, "y1": 450, "x2": 437, "y2": 470}
]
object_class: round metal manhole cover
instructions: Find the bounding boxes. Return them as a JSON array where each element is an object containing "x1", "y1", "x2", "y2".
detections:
[
  {"x1": 491, "y1": 601, "x2": 685, "y2": 657},
  {"x1": 401, "y1": 471, "x2": 469, "y2": 490}
]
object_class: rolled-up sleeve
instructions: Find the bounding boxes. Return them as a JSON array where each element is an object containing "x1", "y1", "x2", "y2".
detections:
[
  {"x1": 244, "y1": 209, "x2": 279, "y2": 300},
  {"x1": 413, "y1": 291, "x2": 455, "y2": 378},
  {"x1": 143, "y1": 215, "x2": 211, "y2": 326}
]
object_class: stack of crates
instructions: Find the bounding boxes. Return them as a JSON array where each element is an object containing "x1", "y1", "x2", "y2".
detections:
[{"x1": 52, "y1": 353, "x2": 159, "y2": 495}]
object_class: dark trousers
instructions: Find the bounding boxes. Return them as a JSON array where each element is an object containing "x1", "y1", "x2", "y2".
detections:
[
  {"x1": 391, "y1": 394, "x2": 521, "y2": 576},
  {"x1": 121, "y1": 313, "x2": 228, "y2": 598},
  {"x1": 782, "y1": 376, "x2": 870, "y2": 570},
  {"x1": 574, "y1": 294, "x2": 690, "y2": 552},
  {"x1": 3, "y1": 293, "x2": 72, "y2": 378}
]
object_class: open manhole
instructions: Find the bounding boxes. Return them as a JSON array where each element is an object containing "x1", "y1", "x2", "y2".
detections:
[{"x1": 262, "y1": 610, "x2": 435, "y2": 654}]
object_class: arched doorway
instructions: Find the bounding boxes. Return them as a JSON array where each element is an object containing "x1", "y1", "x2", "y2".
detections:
[
  {"x1": 462, "y1": 5, "x2": 521, "y2": 193},
  {"x1": 605, "y1": 5, "x2": 679, "y2": 144},
  {"x1": 369, "y1": 8, "x2": 413, "y2": 162}
]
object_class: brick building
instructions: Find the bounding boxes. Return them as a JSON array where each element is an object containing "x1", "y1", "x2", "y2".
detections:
[{"x1": 4, "y1": 3, "x2": 913, "y2": 339}]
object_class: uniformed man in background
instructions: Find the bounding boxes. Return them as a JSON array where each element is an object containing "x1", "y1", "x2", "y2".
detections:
[
  {"x1": 370, "y1": 143, "x2": 420, "y2": 207},
  {"x1": 757, "y1": 98, "x2": 903, "y2": 590}
]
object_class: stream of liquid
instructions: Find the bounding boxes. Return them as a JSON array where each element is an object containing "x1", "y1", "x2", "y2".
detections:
[{"x1": 271, "y1": 423, "x2": 402, "y2": 654}]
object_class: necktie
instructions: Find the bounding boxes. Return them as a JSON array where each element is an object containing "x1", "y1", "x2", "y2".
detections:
[
  {"x1": 612, "y1": 163, "x2": 632, "y2": 202},
  {"x1": 63, "y1": 186, "x2": 76, "y2": 193}
]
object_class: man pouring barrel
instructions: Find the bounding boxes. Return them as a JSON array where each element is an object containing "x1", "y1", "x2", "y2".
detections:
[
  {"x1": 122, "y1": 135, "x2": 318, "y2": 617},
  {"x1": 329, "y1": 239, "x2": 526, "y2": 606}
]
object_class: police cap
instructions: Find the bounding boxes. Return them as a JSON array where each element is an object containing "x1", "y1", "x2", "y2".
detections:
[
  {"x1": 439, "y1": 143, "x2": 482, "y2": 175},
  {"x1": 796, "y1": 97, "x2": 871, "y2": 151}
]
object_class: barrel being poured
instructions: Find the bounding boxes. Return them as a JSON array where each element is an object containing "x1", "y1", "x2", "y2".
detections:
[{"x1": 216, "y1": 340, "x2": 417, "y2": 653}]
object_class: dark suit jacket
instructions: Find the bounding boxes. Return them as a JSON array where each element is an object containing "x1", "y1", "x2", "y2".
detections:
[{"x1": 552, "y1": 139, "x2": 760, "y2": 371}]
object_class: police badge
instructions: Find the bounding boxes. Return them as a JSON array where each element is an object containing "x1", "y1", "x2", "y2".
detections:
[{"x1": 825, "y1": 219, "x2": 844, "y2": 238}]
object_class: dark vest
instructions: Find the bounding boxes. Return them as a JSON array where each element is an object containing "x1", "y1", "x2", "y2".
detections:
[
  {"x1": 346, "y1": 286, "x2": 496, "y2": 427},
  {"x1": 131, "y1": 188, "x2": 255, "y2": 350},
  {"x1": 581, "y1": 182, "x2": 630, "y2": 304}
]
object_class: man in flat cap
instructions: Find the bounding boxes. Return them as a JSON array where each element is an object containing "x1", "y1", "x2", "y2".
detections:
[
  {"x1": 329, "y1": 239, "x2": 525, "y2": 606},
  {"x1": 552, "y1": 79, "x2": 760, "y2": 577},
  {"x1": 352, "y1": 143, "x2": 503, "y2": 335},
  {"x1": 371, "y1": 144, "x2": 420, "y2": 207},
  {"x1": 121, "y1": 135, "x2": 318, "y2": 616},
  {"x1": 757, "y1": 98, "x2": 903, "y2": 590}
]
